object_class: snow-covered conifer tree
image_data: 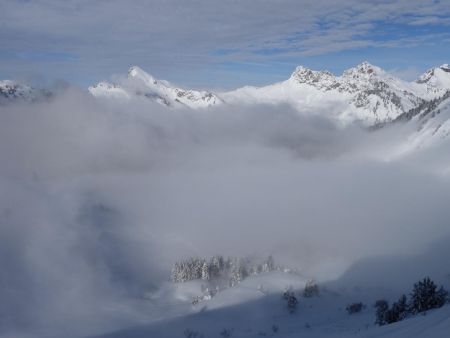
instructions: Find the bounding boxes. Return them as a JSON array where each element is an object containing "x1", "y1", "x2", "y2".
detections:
[{"x1": 201, "y1": 261, "x2": 210, "y2": 280}]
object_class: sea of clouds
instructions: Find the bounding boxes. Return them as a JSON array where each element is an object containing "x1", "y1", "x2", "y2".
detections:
[{"x1": 1, "y1": 88, "x2": 450, "y2": 337}]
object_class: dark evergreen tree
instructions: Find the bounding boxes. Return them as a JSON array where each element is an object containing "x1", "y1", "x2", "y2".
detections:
[
  {"x1": 385, "y1": 295, "x2": 408, "y2": 324},
  {"x1": 410, "y1": 277, "x2": 448, "y2": 314},
  {"x1": 374, "y1": 299, "x2": 389, "y2": 326},
  {"x1": 393, "y1": 295, "x2": 408, "y2": 321}
]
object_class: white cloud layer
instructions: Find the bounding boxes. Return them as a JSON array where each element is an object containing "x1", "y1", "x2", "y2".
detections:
[{"x1": 1, "y1": 89, "x2": 450, "y2": 337}]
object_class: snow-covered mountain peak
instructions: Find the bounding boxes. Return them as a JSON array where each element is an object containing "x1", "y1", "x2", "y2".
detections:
[
  {"x1": 127, "y1": 65, "x2": 158, "y2": 86},
  {"x1": 89, "y1": 66, "x2": 222, "y2": 108},
  {"x1": 342, "y1": 61, "x2": 384, "y2": 80},
  {"x1": 290, "y1": 66, "x2": 336, "y2": 88},
  {"x1": 417, "y1": 64, "x2": 450, "y2": 86}
]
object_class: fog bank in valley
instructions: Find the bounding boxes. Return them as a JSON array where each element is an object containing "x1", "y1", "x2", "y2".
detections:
[{"x1": 1, "y1": 89, "x2": 450, "y2": 337}]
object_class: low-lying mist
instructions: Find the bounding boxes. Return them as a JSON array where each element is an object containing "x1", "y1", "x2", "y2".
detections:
[{"x1": 1, "y1": 88, "x2": 450, "y2": 337}]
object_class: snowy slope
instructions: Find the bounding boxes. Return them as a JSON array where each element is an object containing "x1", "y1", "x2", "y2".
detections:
[
  {"x1": 89, "y1": 66, "x2": 222, "y2": 108},
  {"x1": 416, "y1": 64, "x2": 450, "y2": 93},
  {"x1": 386, "y1": 93, "x2": 450, "y2": 158},
  {"x1": 91, "y1": 271, "x2": 450, "y2": 338}
]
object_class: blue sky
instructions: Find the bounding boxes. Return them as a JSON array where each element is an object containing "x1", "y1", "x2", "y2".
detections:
[{"x1": 1, "y1": 0, "x2": 450, "y2": 90}]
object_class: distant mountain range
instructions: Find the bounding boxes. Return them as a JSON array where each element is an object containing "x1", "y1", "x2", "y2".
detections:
[
  {"x1": 3, "y1": 62, "x2": 450, "y2": 151},
  {"x1": 88, "y1": 62, "x2": 450, "y2": 124}
]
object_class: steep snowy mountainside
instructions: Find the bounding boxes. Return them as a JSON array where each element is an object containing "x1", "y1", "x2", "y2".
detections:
[
  {"x1": 89, "y1": 66, "x2": 222, "y2": 108},
  {"x1": 416, "y1": 64, "x2": 450, "y2": 90},
  {"x1": 391, "y1": 93, "x2": 450, "y2": 155}
]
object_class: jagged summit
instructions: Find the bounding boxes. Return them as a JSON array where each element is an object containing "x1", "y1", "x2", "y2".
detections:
[
  {"x1": 289, "y1": 61, "x2": 386, "y2": 90},
  {"x1": 342, "y1": 61, "x2": 384, "y2": 80},
  {"x1": 290, "y1": 65, "x2": 333, "y2": 80},
  {"x1": 290, "y1": 66, "x2": 336, "y2": 89},
  {"x1": 352, "y1": 61, "x2": 381, "y2": 72}
]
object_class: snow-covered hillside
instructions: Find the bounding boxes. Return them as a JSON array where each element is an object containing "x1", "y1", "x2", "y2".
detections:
[
  {"x1": 89, "y1": 243, "x2": 450, "y2": 338},
  {"x1": 89, "y1": 66, "x2": 222, "y2": 108},
  {"x1": 91, "y1": 270, "x2": 450, "y2": 338}
]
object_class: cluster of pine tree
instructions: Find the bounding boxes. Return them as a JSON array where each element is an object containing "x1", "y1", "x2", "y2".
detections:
[
  {"x1": 171, "y1": 255, "x2": 276, "y2": 286},
  {"x1": 375, "y1": 277, "x2": 448, "y2": 326}
]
